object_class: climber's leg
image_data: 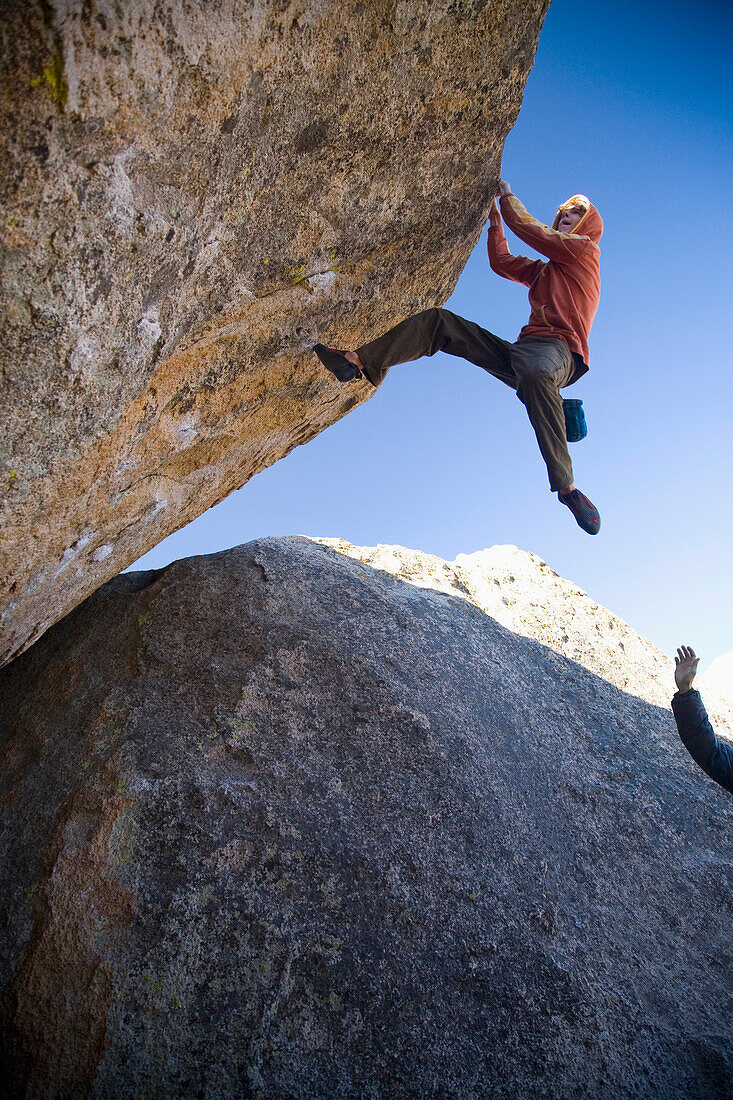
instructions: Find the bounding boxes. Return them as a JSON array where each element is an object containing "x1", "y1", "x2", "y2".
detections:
[
  {"x1": 510, "y1": 337, "x2": 576, "y2": 491},
  {"x1": 351, "y1": 308, "x2": 516, "y2": 387},
  {"x1": 510, "y1": 336, "x2": 600, "y2": 534}
]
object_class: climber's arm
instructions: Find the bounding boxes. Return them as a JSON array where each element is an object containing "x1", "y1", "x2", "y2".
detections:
[
  {"x1": 499, "y1": 188, "x2": 591, "y2": 265},
  {"x1": 487, "y1": 198, "x2": 544, "y2": 286}
]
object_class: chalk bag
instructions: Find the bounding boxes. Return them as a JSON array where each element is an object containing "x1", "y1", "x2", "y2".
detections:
[{"x1": 563, "y1": 398, "x2": 587, "y2": 443}]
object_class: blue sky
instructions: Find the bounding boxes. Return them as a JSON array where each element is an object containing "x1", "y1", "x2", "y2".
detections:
[{"x1": 129, "y1": 0, "x2": 733, "y2": 672}]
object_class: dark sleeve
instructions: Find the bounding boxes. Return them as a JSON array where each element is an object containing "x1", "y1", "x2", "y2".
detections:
[{"x1": 671, "y1": 689, "x2": 733, "y2": 794}]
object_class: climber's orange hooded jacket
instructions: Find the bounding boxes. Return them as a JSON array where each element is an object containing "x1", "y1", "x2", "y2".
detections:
[{"x1": 487, "y1": 192, "x2": 603, "y2": 372}]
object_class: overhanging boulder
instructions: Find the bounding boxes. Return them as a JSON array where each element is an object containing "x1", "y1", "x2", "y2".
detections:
[{"x1": 0, "y1": 0, "x2": 549, "y2": 664}]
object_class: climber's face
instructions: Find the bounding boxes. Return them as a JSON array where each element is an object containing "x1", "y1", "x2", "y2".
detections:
[{"x1": 557, "y1": 207, "x2": 584, "y2": 233}]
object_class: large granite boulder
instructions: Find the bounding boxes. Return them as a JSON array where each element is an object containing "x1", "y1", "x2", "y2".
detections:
[
  {"x1": 0, "y1": 0, "x2": 549, "y2": 666},
  {"x1": 1, "y1": 536, "x2": 731, "y2": 1098}
]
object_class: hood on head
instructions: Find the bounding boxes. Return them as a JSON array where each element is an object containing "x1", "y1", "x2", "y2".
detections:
[{"x1": 553, "y1": 194, "x2": 603, "y2": 242}]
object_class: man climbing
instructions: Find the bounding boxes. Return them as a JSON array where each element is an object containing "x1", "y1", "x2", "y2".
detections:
[
  {"x1": 313, "y1": 180, "x2": 604, "y2": 534},
  {"x1": 671, "y1": 645, "x2": 732, "y2": 794}
]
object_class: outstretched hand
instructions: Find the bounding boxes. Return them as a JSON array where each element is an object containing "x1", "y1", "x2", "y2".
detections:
[
  {"x1": 489, "y1": 197, "x2": 501, "y2": 223},
  {"x1": 674, "y1": 645, "x2": 700, "y2": 693},
  {"x1": 498, "y1": 179, "x2": 512, "y2": 195}
]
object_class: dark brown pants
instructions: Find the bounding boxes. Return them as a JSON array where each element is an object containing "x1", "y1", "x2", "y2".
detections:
[{"x1": 356, "y1": 307, "x2": 576, "y2": 491}]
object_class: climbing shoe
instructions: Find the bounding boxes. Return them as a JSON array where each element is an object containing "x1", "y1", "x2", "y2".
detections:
[
  {"x1": 313, "y1": 344, "x2": 362, "y2": 383},
  {"x1": 558, "y1": 488, "x2": 601, "y2": 535}
]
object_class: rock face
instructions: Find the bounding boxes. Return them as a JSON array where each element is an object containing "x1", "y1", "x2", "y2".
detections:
[
  {"x1": 1, "y1": 536, "x2": 731, "y2": 1099},
  {"x1": 0, "y1": 0, "x2": 549, "y2": 666},
  {"x1": 322, "y1": 539, "x2": 733, "y2": 735}
]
